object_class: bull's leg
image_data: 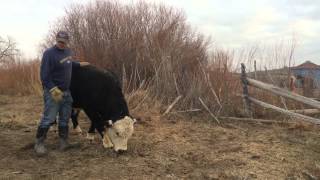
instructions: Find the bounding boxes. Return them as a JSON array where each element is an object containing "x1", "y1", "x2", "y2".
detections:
[
  {"x1": 83, "y1": 109, "x2": 99, "y2": 141},
  {"x1": 96, "y1": 121, "x2": 105, "y2": 138},
  {"x1": 85, "y1": 122, "x2": 96, "y2": 141},
  {"x1": 71, "y1": 109, "x2": 82, "y2": 134},
  {"x1": 86, "y1": 133, "x2": 95, "y2": 140},
  {"x1": 88, "y1": 121, "x2": 95, "y2": 134},
  {"x1": 94, "y1": 122, "x2": 113, "y2": 149},
  {"x1": 102, "y1": 132, "x2": 114, "y2": 148},
  {"x1": 71, "y1": 109, "x2": 80, "y2": 128}
]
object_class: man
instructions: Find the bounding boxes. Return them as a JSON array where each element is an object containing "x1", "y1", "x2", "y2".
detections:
[{"x1": 35, "y1": 31, "x2": 88, "y2": 155}]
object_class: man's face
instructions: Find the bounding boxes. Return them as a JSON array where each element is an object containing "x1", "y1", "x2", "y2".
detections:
[{"x1": 56, "y1": 41, "x2": 67, "y2": 49}]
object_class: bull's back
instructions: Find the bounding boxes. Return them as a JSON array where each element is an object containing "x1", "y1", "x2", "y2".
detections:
[{"x1": 70, "y1": 65, "x2": 122, "y2": 108}]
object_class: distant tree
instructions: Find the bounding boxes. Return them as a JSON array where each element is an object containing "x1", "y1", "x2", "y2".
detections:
[{"x1": 0, "y1": 36, "x2": 18, "y2": 63}]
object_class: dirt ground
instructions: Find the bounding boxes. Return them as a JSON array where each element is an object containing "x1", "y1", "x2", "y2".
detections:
[{"x1": 0, "y1": 95, "x2": 320, "y2": 179}]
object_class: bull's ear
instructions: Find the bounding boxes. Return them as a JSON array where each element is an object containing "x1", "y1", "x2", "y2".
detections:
[
  {"x1": 127, "y1": 115, "x2": 137, "y2": 124},
  {"x1": 108, "y1": 120, "x2": 113, "y2": 126}
]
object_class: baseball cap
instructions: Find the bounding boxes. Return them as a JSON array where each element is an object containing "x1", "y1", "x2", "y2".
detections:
[{"x1": 56, "y1": 31, "x2": 69, "y2": 43}]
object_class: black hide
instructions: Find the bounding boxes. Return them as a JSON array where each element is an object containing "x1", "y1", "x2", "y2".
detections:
[{"x1": 70, "y1": 65, "x2": 130, "y2": 136}]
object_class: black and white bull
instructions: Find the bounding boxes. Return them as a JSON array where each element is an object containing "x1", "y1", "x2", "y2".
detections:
[{"x1": 69, "y1": 65, "x2": 136, "y2": 152}]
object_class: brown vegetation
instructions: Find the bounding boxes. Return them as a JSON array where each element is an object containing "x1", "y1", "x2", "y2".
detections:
[
  {"x1": 1, "y1": 1, "x2": 320, "y2": 178},
  {"x1": 0, "y1": 0, "x2": 304, "y2": 119},
  {"x1": 0, "y1": 95, "x2": 320, "y2": 179}
]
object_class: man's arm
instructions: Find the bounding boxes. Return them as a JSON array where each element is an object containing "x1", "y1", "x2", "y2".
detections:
[
  {"x1": 71, "y1": 53, "x2": 89, "y2": 67},
  {"x1": 71, "y1": 60, "x2": 89, "y2": 67},
  {"x1": 80, "y1": 62, "x2": 90, "y2": 66},
  {"x1": 40, "y1": 51, "x2": 55, "y2": 90}
]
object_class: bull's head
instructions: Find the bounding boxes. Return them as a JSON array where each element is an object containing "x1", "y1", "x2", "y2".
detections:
[{"x1": 103, "y1": 116, "x2": 136, "y2": 152}]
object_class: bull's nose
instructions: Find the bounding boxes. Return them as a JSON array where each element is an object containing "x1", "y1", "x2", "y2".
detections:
[{"x1": 115, "y1": 149, "x2": 127, "y2": 155}]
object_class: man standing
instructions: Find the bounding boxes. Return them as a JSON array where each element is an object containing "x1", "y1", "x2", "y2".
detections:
[{"x1": 35, "y1": 31, "x2": 88, "y2": 155}]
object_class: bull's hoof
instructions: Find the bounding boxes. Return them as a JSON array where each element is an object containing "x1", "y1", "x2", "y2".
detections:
[
  {"x1": 73, "y1": 125, "x2": 83, "y2": 134},
  {"x1": 86, "y1": 133, "x2": 95, "y2": 141},
  {"x1": 115, "y1": 149, "x2": 126, "y2": 155},
  {"x1": 103, "y1": 140, "x2": 114, "y2": 149}
]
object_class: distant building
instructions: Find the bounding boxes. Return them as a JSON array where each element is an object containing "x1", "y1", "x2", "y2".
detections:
[
  {"x1": 292, "y1": 61, "x2": 320, "y2": 88},
  {"x1": 291, "y1": 61, "x2": 320, "y2": 97}
]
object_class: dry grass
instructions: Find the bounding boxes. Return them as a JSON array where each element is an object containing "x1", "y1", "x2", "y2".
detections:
[
  {"x1": 0, "y1": 60, "x2": 42, "y2": 95},
  {"x1": 0, "y1": 94, "x2": 320, "y2": 179}
]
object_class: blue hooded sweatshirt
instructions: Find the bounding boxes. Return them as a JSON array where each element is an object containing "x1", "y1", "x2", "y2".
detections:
[{"x1": 40, "y1": 45, "x2": 80, "y2": 91}]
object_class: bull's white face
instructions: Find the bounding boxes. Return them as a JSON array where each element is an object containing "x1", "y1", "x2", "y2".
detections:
[{"x1": 103, "y1": 116, "x2": 135, "y2": 152}]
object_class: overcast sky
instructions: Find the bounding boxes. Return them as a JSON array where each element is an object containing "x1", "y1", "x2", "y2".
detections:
[{"x1": 1, "y1": 0, "x2": 319, "y2": 65}]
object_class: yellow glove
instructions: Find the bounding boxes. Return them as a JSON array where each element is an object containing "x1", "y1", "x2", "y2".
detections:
[
  {"x1": 80, "y1": 62, "x2": 90, "y2": 66},
  {"x1": 50, "y1": 87, "x2": 63, "y2": 103}
]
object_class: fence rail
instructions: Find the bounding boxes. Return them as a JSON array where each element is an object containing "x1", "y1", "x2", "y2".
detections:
[{"x1": 241, "y1": 63, "x2": 320, "y2": 125}]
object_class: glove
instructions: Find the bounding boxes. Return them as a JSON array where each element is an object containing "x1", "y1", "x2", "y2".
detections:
[
  {"x1": 49, "y1": 87, "x2": 63, "y2": 103},
  {"x1": 80, "y1": 62, "x2": 90, "y2": 66}
]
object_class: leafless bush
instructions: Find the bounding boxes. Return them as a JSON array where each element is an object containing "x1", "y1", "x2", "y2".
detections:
[{"x1": 41, "y1": 1, "x2": 224, "y2": 114}]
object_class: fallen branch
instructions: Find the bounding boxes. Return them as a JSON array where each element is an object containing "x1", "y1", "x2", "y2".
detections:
[
  {"x1": 219, "y1": 116, "x2": 294, "y2": 124},
  {"x1": 199, "y1": 97, "x2": 220, "y2": 123},
  {"x1": 170, "y1": 109, "x2": 202, "y2": 113},
  {"x1": 162, "y1": 95, "x2": 182, "y2": 115},
  {"x1": 290, "y1": 109, "x2": 320, "y2": 115}
]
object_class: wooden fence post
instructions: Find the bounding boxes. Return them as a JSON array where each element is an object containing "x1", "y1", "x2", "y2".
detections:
[
  {"x1": 241, "y1": 63, "x2": 253, "y2": 117},
  {"x1": 239, "y1": 63, "x2": 320, "y2": 125}
]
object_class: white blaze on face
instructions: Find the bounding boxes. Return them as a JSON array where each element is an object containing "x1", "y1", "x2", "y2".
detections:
[{"x1": 105, "y1": 116, "x2": 134, "y2": 151}]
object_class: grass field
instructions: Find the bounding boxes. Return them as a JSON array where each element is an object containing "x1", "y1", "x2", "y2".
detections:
[{"x1": 0, "y1": 94, "x2": 320, "y2": 179}]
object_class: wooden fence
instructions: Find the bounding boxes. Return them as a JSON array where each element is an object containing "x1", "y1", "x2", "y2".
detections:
[{"x1": 241, "y1": 63, "x2": 320, "y2": 125}]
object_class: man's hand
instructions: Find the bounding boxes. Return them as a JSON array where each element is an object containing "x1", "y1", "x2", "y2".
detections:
[
  {"x1": 80, "y1": 62, "x2": 90, "y2": 66},
  {"x1": 50, "y1": 87, "x2": 63, "y2": 103}
]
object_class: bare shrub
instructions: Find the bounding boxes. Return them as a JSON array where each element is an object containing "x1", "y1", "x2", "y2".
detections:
[
  {"x1": 41, "y1": 1, "x2": 220, "y2": 114},
  {"x1": 0, "y1": 59, "x2": 41, "y2": 95},
  {"x1": 0, "y1": 36, "x2": 40, "y2": 95}
]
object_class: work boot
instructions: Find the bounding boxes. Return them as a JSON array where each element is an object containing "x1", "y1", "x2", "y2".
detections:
[
  {"x1": 34, "y1": 127, "x2": 49, "y2": 156},
  {"x1": 58, "y1": 126, "x2": 79, "y2": 151}
]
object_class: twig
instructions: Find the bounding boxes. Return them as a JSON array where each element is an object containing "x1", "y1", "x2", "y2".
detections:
[
  {"x1": 163, "y1": 95, "x2": 182, "y2": 115},
  {"x1": 199, "y1": 97, "x2": 220, "y2": 123},
  {"x1": 122, "y1": 64, "x2": 127, "y2": 92},
  {"x1": 130, "y1": 89, "x2": 150, "y2": 112},
  {"x1": 264, "y1": 67, "x2": 290, "y2": 110},
  {"x1": 173, "y1": 73, "x2": 180, "y2": 96},
  {"x1": 302, "y1": 171, "x2": 317, "y2": 180},
  {"x1": 170, "y1": 109, "x2": 201, "y2": 113},
  {"x1": 254, "y1": 60, "x2": 257, "y2": 79},
  {"x1": 219, "y1": 116, "x2": 294, "y2": 124},
  {"x1": 199, "y1": 62, "x2": 222, "y2": 113}
]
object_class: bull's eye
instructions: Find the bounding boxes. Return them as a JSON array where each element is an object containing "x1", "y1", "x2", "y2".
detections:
[{"x1": 116, "y1": 132, "x2": 120, "y2": 136}]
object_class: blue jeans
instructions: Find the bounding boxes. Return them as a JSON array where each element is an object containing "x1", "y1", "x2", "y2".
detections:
[{"x1": 39, "y1": 89, "x2": 73, "y2": 128}]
